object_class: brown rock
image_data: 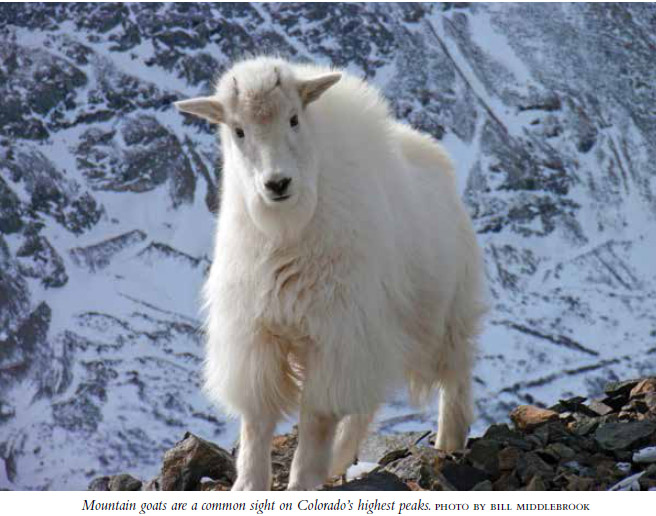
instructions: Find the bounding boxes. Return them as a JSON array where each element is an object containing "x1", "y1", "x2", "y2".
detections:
[
  {"x1": 406, "y1": 481, "x2": 426, "y2": 491},
  {"x1": 631, "y1": 379, "x2": 656, "y2": 398},
  {"x1": 271, "y1": 429, "x2": 298, "y2": 490},
  {"x1": 644, "y1": 393, "x2": 656, "y2": 413},
  {"x1": 526, "y1": 475, "x2": 546, "y2": 490},
  {"x1": 510, "y1": 405, "x2": 559, "y2": 432},
  {"x1": 498, "y1": 447, "x2": 523, "y2": 472},
  {"x1": 565, "y1": 475, "x2": 594, "y2": 491},
  {"x1": 160, "y1": 432, "x2": 236, "y2": 491}
]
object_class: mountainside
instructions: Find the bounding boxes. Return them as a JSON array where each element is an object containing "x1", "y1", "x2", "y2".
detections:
[{"x1": 1, "y1": 3, "x2": 655, "y2": 489}]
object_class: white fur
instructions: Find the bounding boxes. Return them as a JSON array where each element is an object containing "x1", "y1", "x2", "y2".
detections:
[{"x1": 176, "y1": 57, "x2": 486, "y2": 491}]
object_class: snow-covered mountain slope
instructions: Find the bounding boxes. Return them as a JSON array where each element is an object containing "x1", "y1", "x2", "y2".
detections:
[{"x1": 1, "y1": 3, "x2": 655, "y2": 489}]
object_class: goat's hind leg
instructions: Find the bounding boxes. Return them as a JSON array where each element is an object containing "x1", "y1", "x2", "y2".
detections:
[
  {"x1": 436, "y1": 370, "x2": 472, "y2": 451},
  {"x1": 435, "y1": 326, "x2": 474, "y2": 451},
  {"x1": 330, "y1": 412, "x2": 375, "y2": 478}
]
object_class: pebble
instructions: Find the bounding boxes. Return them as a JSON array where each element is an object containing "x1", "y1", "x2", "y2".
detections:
[
  {"x1": 615, "y1": 462, "x2": 631, "y2": 473},
  {"x1": 633, "y1": 447, "x2": 656, "y2": 464}
]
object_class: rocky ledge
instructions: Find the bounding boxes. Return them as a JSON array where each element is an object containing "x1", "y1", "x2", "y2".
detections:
[{"x1": 89, "y1": 378, "x2": 656, "y2": 491}]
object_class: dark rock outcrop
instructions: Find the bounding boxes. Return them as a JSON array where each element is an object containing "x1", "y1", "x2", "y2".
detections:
[{"x1": 89, "y1": 377, "x2": 656, "y2": 491}]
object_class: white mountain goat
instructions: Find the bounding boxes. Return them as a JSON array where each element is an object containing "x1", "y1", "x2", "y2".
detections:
[{"x1": 175, "y1": 57, "x2": 486, "y2": 491}]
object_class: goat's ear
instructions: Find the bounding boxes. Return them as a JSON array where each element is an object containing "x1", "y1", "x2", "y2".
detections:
[
  {"x1": 297, "y1": 73, "x2": 341, "y2": 107},
  {"x1": 174, "y1": 97, "x2": 224, "y2": 124}
]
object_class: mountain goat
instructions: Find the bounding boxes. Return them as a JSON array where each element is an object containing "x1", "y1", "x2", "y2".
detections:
[{"x1": 175, "y1": 57, "x2": 485, "y2": 490}]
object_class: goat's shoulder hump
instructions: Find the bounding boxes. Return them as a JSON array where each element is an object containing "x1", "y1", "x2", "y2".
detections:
[{"x1": 392, "y1": 122, "x2": 454, "y2": 177}]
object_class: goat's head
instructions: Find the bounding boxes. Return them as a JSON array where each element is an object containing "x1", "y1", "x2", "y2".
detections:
[{"x1": 175, "y1": 58, "x2": 341, "y2": 240}]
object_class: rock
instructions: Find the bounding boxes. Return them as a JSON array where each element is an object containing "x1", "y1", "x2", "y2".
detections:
[
  {"x1": 601, "y1": 394, "x2": 627, "y2": 412},
  {"x1": 472, "y1": 479, "x2": 493, "y2": 490},
  {"x1": 608, "y1": 471, "x2": 645, "y2": 491},
  {"x1": 586, "y1": 400, "x2": 614, "y2": 417},
  {"x1": 594, "y1": 421, "x2": 656, "y2": 451},
  {"x1": 553, "y1": 396, "x2": 587, "y2": 413},
  {"x1": 571, "y1": 418, "x2": 599, "y2": 436},
  {"x1": 199, "y1": 479, "x2": 231, "y2": 491},
  {"x1": 483, "y1": 424, "x2": 533, "y2": 450},
  {"x1": 532, "y1": 420, "x2": 569, "y2": 446},
  {"x1": 645, "y1": 464, "x2": 656, "y2": 479},
  {"x1": 510, "y1": 405, "x2": 559, "y2": 432},
  {"x1": 615, "y1": 462, "x2": 631, "y2": 474},
  {"x1": 526, "y1": 475, "x2": 546, "y2": 490},
  {"x1": 565, "y1": 475, "x2": 593, "y2": 491},
  {"x1": 381, "y1": 446, "x2": 462, "y2": 490},
  {"x1": 516, "y1": 452, "x2": 554, "y2": 483},
  {"x1": 359, "y1": 431, "x2": 428, "y2": 464},
  {"x1": 75, "y1": 116, "x2": 195, "y2": 208},
  {"x1": 493, "y1": 472, "x2": 521, "y2": 491},
  {"x1": 271, "y1": 430, "x2": 297, "y2": 490},
  {"x1": 108, "y1": 473, "x2": 142, "y2": 491},
  {"x1": 327, "y1": 471, "x2": 410, "y2": 491},
  {"x1": 631, "y1": 379, "x2": 656, "y2": 398},
  {"x1": 0, "y1": 176, "x2": 24, "y2": 234},
  {"x1": 467, "y1": 439, "x2": 500, "y2": 477},
  {"x1": 633, "y1": 447, "x2": 656, "y2": 464},
  {"x1": 638, "y1": 477, "x2": 656, "y2": 490},
  {"x1": 160, "y1": 432, "x2": 236, "y2": 491},
  {"x1": 498, "y1": 447, "x2": 523, "y2": 472},
  {"x1": 16, "y1": 235, "x2": 68, "y2": 288},
  {"x1": 643, "y1": 394, "x2": 656, "y2": 413},
  {"x1": 440, "y1": 461, "x2": 489, "y2": 491},
  {"x1": 0, "y1": 236, "x2": 31, "y2": 334},
  {"x1": 69, "y1": 230, "x2": 147, "y2": 272},
  {"x1": 88, "y1": 476, "x2": 111, "y2": 491},
  {"x1": 379, "y1": 448, "x2": 411, "y2": 467},
  {"x1": 544, "y1": 442, "x2": 576, "y2": 461},
  {"x1": 143, "y1": 477, "x2": 160, "y2": 491},
  {"x1": 605, "y1": 379, "x2": 641, "y2": 397}
]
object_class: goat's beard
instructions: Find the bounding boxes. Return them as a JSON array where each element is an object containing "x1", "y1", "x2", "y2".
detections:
[{"x1": 247, "y1": 185, "x2": 318, "y2": 244}]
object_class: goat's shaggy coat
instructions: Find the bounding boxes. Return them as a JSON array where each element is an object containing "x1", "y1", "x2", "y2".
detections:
[{"x1": 175, "y1": 57, "x2": 486, "y2": 491}]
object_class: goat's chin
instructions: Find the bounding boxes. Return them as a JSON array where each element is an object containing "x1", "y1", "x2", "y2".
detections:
[{"x1": 248, "y1": 190, "x2": 317, "y2": 243}]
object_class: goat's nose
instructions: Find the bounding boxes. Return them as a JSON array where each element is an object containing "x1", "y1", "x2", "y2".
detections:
[{"x1": 264, "y1": 177, "x2": 292, "y2": 196}]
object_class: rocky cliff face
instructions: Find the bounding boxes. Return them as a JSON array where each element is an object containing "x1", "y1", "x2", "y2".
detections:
[{"x1": 1, "y1": 3, "x2": 655, "y2": 489}]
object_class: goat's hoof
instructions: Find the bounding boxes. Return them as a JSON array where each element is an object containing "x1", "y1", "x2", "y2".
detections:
[{"x1": 231, "y1": 478, "x2": 267, "y2": 491}]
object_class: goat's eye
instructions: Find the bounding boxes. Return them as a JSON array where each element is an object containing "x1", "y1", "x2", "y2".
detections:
[
  {"x1": 290, "y1": 114, "x2": 299, "y2": 128},
  {"x1": 235, "y1": 127, "x2": 245, "y2": 138}
]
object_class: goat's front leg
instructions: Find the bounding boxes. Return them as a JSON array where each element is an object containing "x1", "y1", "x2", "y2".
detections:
[
  {"x1": 232, "y1": 411, "x2": 278, "y2": 491},
  {"x1": 287, "y1": 403, "x2": 339, "y2": 490}
]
